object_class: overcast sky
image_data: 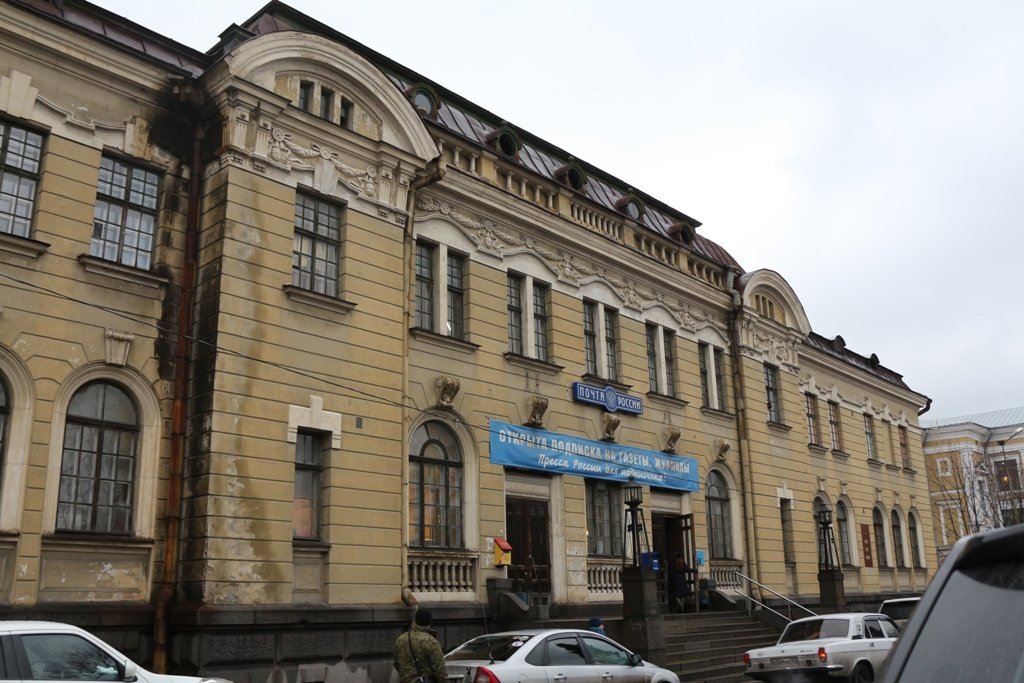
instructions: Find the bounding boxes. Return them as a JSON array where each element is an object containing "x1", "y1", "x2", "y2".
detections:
[{"x1": 96, "y1": 0, "x2": 1024, "y2": 422}]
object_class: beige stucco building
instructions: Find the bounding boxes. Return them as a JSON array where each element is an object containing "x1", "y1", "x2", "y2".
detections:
[
  {"x1": 921, "y1": 407, "x2": 1024, "y2": 561},
  {"x1": 0, "y1": 0, "x2": 934, "y2": 679}
]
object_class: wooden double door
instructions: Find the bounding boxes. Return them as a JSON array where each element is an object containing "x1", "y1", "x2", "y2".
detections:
[{"x1": 505, "y1": 497, "x2": 551, "y2": 597}]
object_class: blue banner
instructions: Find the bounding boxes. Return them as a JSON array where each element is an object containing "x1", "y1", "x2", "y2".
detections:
[{"x1": 489, "y1": 420, "x2": 699, "y2": 491}]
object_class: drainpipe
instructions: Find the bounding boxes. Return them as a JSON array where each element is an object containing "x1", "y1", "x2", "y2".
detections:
[
  {"x1": 399, "y1": 154, "x2": 446, "y2": 598},
  {"x1": 153, "y1": 116, "x2": 204, "y2": 673},
  {"x1": 725, "y1": 268, "x2": 761, "y2": 592}
]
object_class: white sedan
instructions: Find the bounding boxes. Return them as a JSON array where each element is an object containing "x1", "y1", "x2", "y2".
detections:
[
  {"x1": 445, "y1": 628, "x2": 679, "y2": 683},
  {"x1": 743, "y1": 612, "x2": 899, "y2": 683}
]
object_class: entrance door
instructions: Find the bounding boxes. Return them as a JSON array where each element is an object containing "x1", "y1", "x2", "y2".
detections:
[
  {"x1": 652, "y1": 513, "x2": 695, "y2": 610},
  {"x1": 506, "y1": 497, "x2": 551, "y2": 597}
]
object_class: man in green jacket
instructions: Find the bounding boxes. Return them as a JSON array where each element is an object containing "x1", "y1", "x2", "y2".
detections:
[{"x1": 394, "y1": 609, "x2": 447, "y2": 683}]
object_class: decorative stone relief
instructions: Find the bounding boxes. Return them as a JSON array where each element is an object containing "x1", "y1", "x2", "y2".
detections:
[
  {"x1": 104, "y1": 329, "x2": 134, "y2": 367},
  {"x1": 715, "y1": 439, "x2": 730, "y2": 462},
  {"x1": 524, "y1": 396, "x2": 548, "y2": 429},
  {"x1": 435, "y1": 375, "x2": 460, "y2": 409},
  {"x1": 663, "y1": 427, "x2": 681, "y2": 454},
  {"x1": 287, "y1": 396, "x2": 342, "y2": 449},
  {"x1": 738, "y1": 318, "x2": 799, "y2": 372},
  {"x1": 268, "y1": 128, "x2": 377, "y2": 198},
  {"x1": 416, "y1": 193, "x2": 725, "y2": 333},
  {"x1": 600, "y1": 412, "x2": 620, "y2": 442}
]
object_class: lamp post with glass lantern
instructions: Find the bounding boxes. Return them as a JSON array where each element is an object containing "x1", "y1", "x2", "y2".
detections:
[
  {"x1": 816, "y1": 503, "x2": 846, "y2": 608},
  {"x1": 619, "y1": 476, "x2": 664, "y2": 665}
]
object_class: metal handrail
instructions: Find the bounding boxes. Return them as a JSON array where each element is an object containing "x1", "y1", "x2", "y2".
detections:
[{"x1": 734, "y1": 571, "x2": 817, "y2": 622}]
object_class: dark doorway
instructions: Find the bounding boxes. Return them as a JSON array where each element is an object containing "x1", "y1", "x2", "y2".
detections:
[
  {"x1": 652, "y1": 512, "x2": 696, "y2": 611},
  {"x1": 506, "y1": 497, "x2": 551, "y2": 598}
]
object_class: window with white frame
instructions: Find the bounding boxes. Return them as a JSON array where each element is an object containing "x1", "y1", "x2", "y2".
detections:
[
  {"x1": 57, "y1": 381, "x2": 138, "y2": 534},
  {"x1": 292, "y1": 192, "x2": 342, "y2": 297},
  {"x1": 415, "y1": 240, "x2": 467, "y2": 340},
  {"x1": 583, "y1": 301, "x2": 619, "y2": 382},
  {"x1": 507, "y1": 273, "x2": 550, "y2": 362},
  {"x1": 873, "y1": 507, "x2": 889, "y2": 568},
  {"x1": 764, "y1": 363, "x2": 782, "y2": 423},
  {"x1": 827, "y1": 401, "x2": 844, "y2": 452},
  {"x1": 805, "y1": 394, "x2": 822, "y2": 446},
  {"x1": 936, "y1": 456, "x2": 952, "y2": 477},
  {"x1": 409, "y1": 420, "x2": 463, "y2": 548},
  {"x1": 698, "y1": 342, "x2": 726, "y2": 410},
  {"x1": 0, "y1": 119, "x2": 44, "y2": 238},
  {"x1": 293, "y1": 430, "x2": 325, "y2": 540},
  {"x1": 586, "y1": 479, "x2": 622, "y2": 556},
  {"x1": 864, "y1": 414, "x2": 878, "y2": 460},
  {"x1": 995, "y1": 459, "x2": 1020, "y2": 492},
  {"x1": 645, "y1": 324, "x2": 676, "y2": 397},
  {"x1": 91, "y1": 156, "x2": 160, "y2": 269},
  {"x1": 908, "y1": 511, "x2": 923, "y2": 568}
]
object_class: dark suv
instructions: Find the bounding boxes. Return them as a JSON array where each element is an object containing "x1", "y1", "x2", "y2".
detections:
[{"x1": 878, "y1": 524, "x2": 1024, "y2": 682}]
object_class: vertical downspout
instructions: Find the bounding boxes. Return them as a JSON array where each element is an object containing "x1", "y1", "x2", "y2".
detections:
[
  {"x1": 399, "y1": 154, "x2": 446, "y2": 599},
  {"x1": 726, "y1": 268, "x2": 761, "y2": 591},
  {"x1": 154, "y1": 119, "x2": 204, "y2": 673}
]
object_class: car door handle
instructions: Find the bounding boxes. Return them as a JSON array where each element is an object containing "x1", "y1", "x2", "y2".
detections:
[
  {"x1": 552, "y1": 675, "x2": 567, "y2": 681},
  {"x1": 600, "y1": 672, "x2": 614, "y2": 680}
]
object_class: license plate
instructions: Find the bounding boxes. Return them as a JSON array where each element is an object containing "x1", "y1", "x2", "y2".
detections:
[{"x1": 771, "y1": 657, "x2": 799, "y2": 668}]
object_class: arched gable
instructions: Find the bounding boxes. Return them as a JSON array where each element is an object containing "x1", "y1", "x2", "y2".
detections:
[
  {"x1": 737, "y1": 269, "x2": 812, "y2": 336},
  {"x1": 220, "y1": 31, "x2": 437, "y2": 162}
]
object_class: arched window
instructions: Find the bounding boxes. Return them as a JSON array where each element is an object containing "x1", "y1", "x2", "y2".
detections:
[
  {"x1": 873, "y1": 507, "x2": 889, "y2": 568},
  {"x1": 57, "y1": 381, "x2": 138, "y2": 534},
  {"x1": 706, "y1": 471, "x2": 733, "y2": 559},
  {"x1": 908, "y1": 511, "x2": 923, "y2": 568},
  {"x1": 891, "y1": 510, "x2": 906, "y2": 568},
  {"x1": 835, "y1": 500, "x2": 853, "y2": 566},
  {"x1": 409, "y1": 420, "x2": 463, "y2": 548},
  {"x1": 0, "y1": 376, "x2": 9, "y2": 481}
]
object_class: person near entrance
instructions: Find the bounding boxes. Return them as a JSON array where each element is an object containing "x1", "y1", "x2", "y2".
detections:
[
  {"x1": 669, "y1": 553, "x2": 693, "y2": 612},
  {"x1": 394, "y1": 609, "x2": 447, "y2": 683}
]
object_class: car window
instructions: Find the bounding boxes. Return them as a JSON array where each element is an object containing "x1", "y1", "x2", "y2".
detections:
[
  {"x1": 20, "y1": 633, "x2": 120, "y2": 680},
  {"x1": 895, "y1": 559, "x2": 1024, "y2": 681},
  {"x1": 881, "y1": 601, "x2": 917, "y2": 621},
  {"x1": 864, "y1": 618, "x2": 884, "y2": 639},
  {"x1": 581, "y1": 636, "x2": 630, "y2": 666},
  {"x1": 544, "y1": 636, "x2": 588, "y2": 666},
  {"x1": 779, "y1": 618, "x2": 849, "y2": 642},
  {"x1": 446, "y1": 634, "x2": 534, "y2": 662},
  {"x1": 879, "y1": 618, "x2": 900, "y2": 639}
]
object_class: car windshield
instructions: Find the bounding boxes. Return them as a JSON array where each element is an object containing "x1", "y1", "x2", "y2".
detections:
[
  {"x1": 895, "y1": 559, "x2": 1024, "y2": 682},
  {"x1": 446, "y1": 634, "x2": 535, "y2": 662},
  {"x1": 779, "y1": 618, "x2": 850, "y2": 643},
  {"x1": 881, "y1": 601, "x2": 918, "y2": 621}
]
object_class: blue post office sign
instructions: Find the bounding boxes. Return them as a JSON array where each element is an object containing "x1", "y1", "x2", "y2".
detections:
[{"x1": 572, "y1": 382, "x2": 643, "y2": 415}]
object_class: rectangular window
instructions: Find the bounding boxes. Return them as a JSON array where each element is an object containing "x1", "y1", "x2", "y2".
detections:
[
  {"x1": 780, "y1": 499, "x2": 795, "y2": 564},
  {"x1": 532, "y1": 281, "x2": 550, "y2": 362},
  {"x1": 339, "y1": 98, "x2": 354, "y2": 129},
  {"x1": 764, "y1": 364, "x2": 782, "y2": 423},
  {"x1": 805, "y1": 394, "x2": 822, "y2": 446},
  {"x1": 828, "y1": 401, "x2": 843, "y2": 451},
  {"x1": 586, "y1": 479, "x2": 622, "y2": 556},
  {"x1": 995, "y1": 460, "x2": 1020, "y2": 492},
  {"x1": 293, "y1": 430, "x2": 324, "y2": 540},
  {"x1": 646, "y1": 325, "x2": 659, "y2": 394},
  {"x1": 898, "y1": 425, "x2": 912, "y2": 469},
  {"x1": 414, "y1": 241, "x2": 435, "y2": 330},
  {"x1": 292, "y1": 192, "x2": 342, "y2": 297},
  {"x1": 864, "y1": 414, "x2": 878, "y2": 460},
  {"x1": 91, "y1": 156, "x2": 160, "y2": 269},
  {"x1": 604, "y1": 309, "x2": 619, "y2": 382},
  {"x1": 446, "y1": 252, "x2": 466, "y2": 338},
  {"x1": 583, "y1": 301, "x2": 598, "y2": 375},
  {"x1": 507, "y1": 274, "x2": 524, "y2": 355},
  {"x1": 663, "y1": 329, "x2": 676, "y2": 398},
  {"x1": 698, "y1": 342, "x2": 726, "y2": 410},
  {"x1": 319, "y1": 87, "x2": 334, "y2": 119},
  {"x1": 298, "y1": 81, "x2": 313, "y2": 112},
  {"x1": 0, "y1": 119, "x2": 44, "y2": 238}
]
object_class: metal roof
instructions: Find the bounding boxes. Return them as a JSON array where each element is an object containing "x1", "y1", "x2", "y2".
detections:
[
  {"x1": 921, "y1": 407, "x2": 1024, "y2": 430},
  {"x1": 803, "y1": 332, "x2": 912, "y2": 392}
]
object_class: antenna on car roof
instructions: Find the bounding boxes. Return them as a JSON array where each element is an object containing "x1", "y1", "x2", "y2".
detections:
[{"x1": 482, "y1": 602, "x2": 495, "y2": 664}]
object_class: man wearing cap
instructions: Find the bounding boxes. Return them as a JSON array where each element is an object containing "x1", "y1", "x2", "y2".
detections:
[{"x1": 394, "y1": 608, "x2": 447, "y2": 683}]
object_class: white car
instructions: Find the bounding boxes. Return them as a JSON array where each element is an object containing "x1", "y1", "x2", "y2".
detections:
[
  {"x1": 445, "y1": 628, "x2": 679, "y2": 683},
  {"x1": 743, "y1": 612, "x2": 899, "y2": 683},
  {"x1": 878, "y1": 597, "x2": 920, "y2": 630},
  {"x1": 0, "y1": 621, "x2": 232, "y2": 683}
]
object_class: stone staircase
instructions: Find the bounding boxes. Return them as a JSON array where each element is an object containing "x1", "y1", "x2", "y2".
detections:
[{"x1": 663, "y1": 611, "x2": 781, "y2": 683}]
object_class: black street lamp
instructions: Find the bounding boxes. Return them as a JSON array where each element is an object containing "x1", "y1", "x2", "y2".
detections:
[
  {"x1": 623, "y1": 476, "x2": 646, "y2": 567},
  {"x1": 816, "y1": 503, "x2": 846, "y2": 608}
]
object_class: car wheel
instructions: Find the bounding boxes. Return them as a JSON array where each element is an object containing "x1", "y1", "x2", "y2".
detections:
[{"x1": 847, "y1": 663, "x2": 873, "y2": 683}]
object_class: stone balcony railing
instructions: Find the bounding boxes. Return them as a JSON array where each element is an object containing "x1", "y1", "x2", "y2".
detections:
[
  {"x1": 407, "y1": 550, "x2": 477, "y2": 593},
  {"x1": 587, "y1": 558, "x2": 623, "y2": 594}
]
